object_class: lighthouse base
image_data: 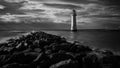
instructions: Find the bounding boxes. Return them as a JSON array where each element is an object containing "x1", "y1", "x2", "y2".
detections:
[
  {"x1": 71, "y1": 28, "x2": 77, "y2": 31},
  {"x1": 71, "y1": 29, "x2": 77, "y2": 32}
]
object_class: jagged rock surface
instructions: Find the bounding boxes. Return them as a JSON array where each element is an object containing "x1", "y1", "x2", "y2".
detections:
[{"x1": 0, "y1": 31, "x2": 120, "y2": 68}]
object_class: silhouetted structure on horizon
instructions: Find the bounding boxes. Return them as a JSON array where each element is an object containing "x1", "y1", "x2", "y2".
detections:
[{"x1": 71, "y1": 9, "x2": 77, "y2": 31}]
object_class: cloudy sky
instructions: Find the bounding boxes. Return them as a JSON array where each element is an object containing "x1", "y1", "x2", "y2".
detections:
[{"x1": 0, "y1": 0, "x2": 120, "y2": 29}]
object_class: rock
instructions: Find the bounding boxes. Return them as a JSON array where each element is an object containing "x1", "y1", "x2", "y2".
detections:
[
  {"x1": 70, "y1": 45, "x2": 92, "y2": 53},
  {"x1": 49, "y1": 53, "x2": 73, "y2": 64},
  {"x1": 45, "y1": 50, "x2": 52, "y2": 55},
  {"x1": 2, "y1": 63, "x2": 21, "y2": 68},
  {"x1": 0, "y1": 55, "x2": 11, "y2": 66},
  {"x1": 37, "y1": 59, "x2": 51, "y2": 68},
  {"x1": 83, "y1": 54, "x2": 102, "y2": 68},
  {"x1": 101, "y1": 55, "x2": 120, "y2": 68},
  {"x1": 10, "y1": 52, "x2": 37, "y2": 64},
  {"x1": 50, "y1": 59, "x2": 79, "y2": 68},
  {"x1": 102, "y1": 50, "x2": 114, "y2": 56},
  {"x1": 75, "y1": 53, "x2": 86, "y2": 63},
  {"x1": 2, "y1": 63, "x2": 31, "y2": 68},
  {"x1": 0, "y1": 31, "x2": 119, "y2": 68},
  {"x1": 49, "y1": 43, "x2": 71, "y2": 53},
  {"x1": 33, "y1": 52, "x2": 50, "y2": 64},
  {"x1": 34, "y1": 48, "x2": 41, "y2": 53}
]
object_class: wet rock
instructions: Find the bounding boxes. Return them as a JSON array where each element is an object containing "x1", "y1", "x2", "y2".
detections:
[
  {"x1": 33, "y1": 52, "x2": 50, "y2": 64},
  {"x1": 70, "y1": 44, "x2": 92, "y2": 53},
  {"x1": 0, "y1": 55, "x2": 11, "y2": 66},
  {"x1": 50, "y1": 59, "x2": 79, "y2": 68},
  {"x1": 34, "y1": 48, "x2": 41, "y2": 53},
  {"x1": 101, "y1": 50, "x2": 114, "y2": 56},
  {"x1": 0, "y1": 31, "x2": 120, "y2": 68},
  {"x1": 83, "y1": 54, "x2": 102, "y2": 68},
  {"x1": 2, "y1": 63, "x2": 21, "y2": 68},
  {"x1": 45, "y1": 49, "x2": 52, "y2": 55},
  {"x1": 9, "y1": 52, "x2": 37, "y2": 64},
  {"x1": 49, "y1": 53, "x2": 73, "y2": 64},
  {"x1": 0, "y1": 50, "x2": 9, "y2": 55},
  {"x1": 37, "y1": 59, "x2": 51, "y2": 68},
  {"x1": 74, "y1": 53, "x2": 86, "y2": 63},
  {"x1": 2, "y1": 63, "x2": 31, "y2": 68},
  {"x1": 101, "y1": 55, "x2": 120, "y2": 68},
  {"x1": 48, "y1": 43, "x2": 72, "y2": 53}
]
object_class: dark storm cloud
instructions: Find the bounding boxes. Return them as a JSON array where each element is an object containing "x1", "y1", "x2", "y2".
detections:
[
  {"x1": 60, "y1": 0, "x2": 90, "y2": 4},
  {"x1": 99, "y1": 0, "x2": 120, "y2": 6},
  {"x1": 44, "y1": 3, "x2": 82, "y2": 9},
  {"x1": 0, "y1": 0, "x2": 24, "y2": 14},
  {"x1": 60, "y1": 0, "x2": 120, "y2": 10},
  {"x1": 100, "y1": 0, "x2": 120, "y2": 12},
  {"x1": 61, "y1": 0, "x2": 120, "y2": 5},
  {"x1": 22, "y1": 9, "x2": 45, "y2": 14}
]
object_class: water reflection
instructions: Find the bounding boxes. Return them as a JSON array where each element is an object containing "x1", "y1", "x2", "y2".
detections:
[{"x1": 69, "y1": 32, "x2": 76, "y2": 40}]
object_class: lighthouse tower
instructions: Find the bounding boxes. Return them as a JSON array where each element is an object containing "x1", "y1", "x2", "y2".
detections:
[{"x1": 71, "y1": 9, "x2": 77, "y2": 31}]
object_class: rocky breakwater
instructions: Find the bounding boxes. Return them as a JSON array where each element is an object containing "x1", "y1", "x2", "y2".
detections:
[{"x1": 0, "y1": 31, "x2": 120, "y2": 68}]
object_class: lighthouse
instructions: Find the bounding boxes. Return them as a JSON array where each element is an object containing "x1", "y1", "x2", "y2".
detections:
[{"x1": 71, "y1": 9, "x2": 77, "y2": 31}]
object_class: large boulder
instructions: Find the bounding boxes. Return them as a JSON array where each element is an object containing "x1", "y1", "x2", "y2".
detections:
[
  {"x1": 50, "y1": 59, "x2": 79, "y2": 68},
  {"x1": 70, "y1": 44, "x2": 92, "y2": 53},
  {"x1": 83, "y1": 54, "x2": 102, "y2": 68},
  {"x1": 9, "y1": 52, "x2": 37, "y2": 64},
  {"x1": 100, "y1": 55, "x2": 120, "y2": 68},
  {"x1": 2, "y1": 63, "x2": 26, "y2": 68},
  {"x1": 49, "y1": 53, "x2": 73, "y2": 64},
  {"x1": 0, "y1": 55, "x2": 11, "y2": 66}
]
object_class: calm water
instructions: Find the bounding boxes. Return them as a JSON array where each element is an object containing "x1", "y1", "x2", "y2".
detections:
[
  {"x1": 44, "y1": 30, "x2": 120, "y2": 52},
  {"x1": 0, "y1": 30, "x2": 120, "y2": 52}
]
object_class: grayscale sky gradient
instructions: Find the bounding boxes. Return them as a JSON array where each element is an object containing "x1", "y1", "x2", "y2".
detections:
[{"x1": 0, "y1": 0, "x2": 120, "y2": 29}]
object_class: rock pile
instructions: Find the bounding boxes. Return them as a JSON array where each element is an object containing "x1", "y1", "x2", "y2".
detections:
[{"x1": 0, "y1": 31, "x2": 120, "y2": 68}]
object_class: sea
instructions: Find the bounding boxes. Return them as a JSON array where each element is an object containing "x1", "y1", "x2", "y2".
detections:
[{"x1": 0, "y1": 29, "x2": 120, "y2": 53}]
